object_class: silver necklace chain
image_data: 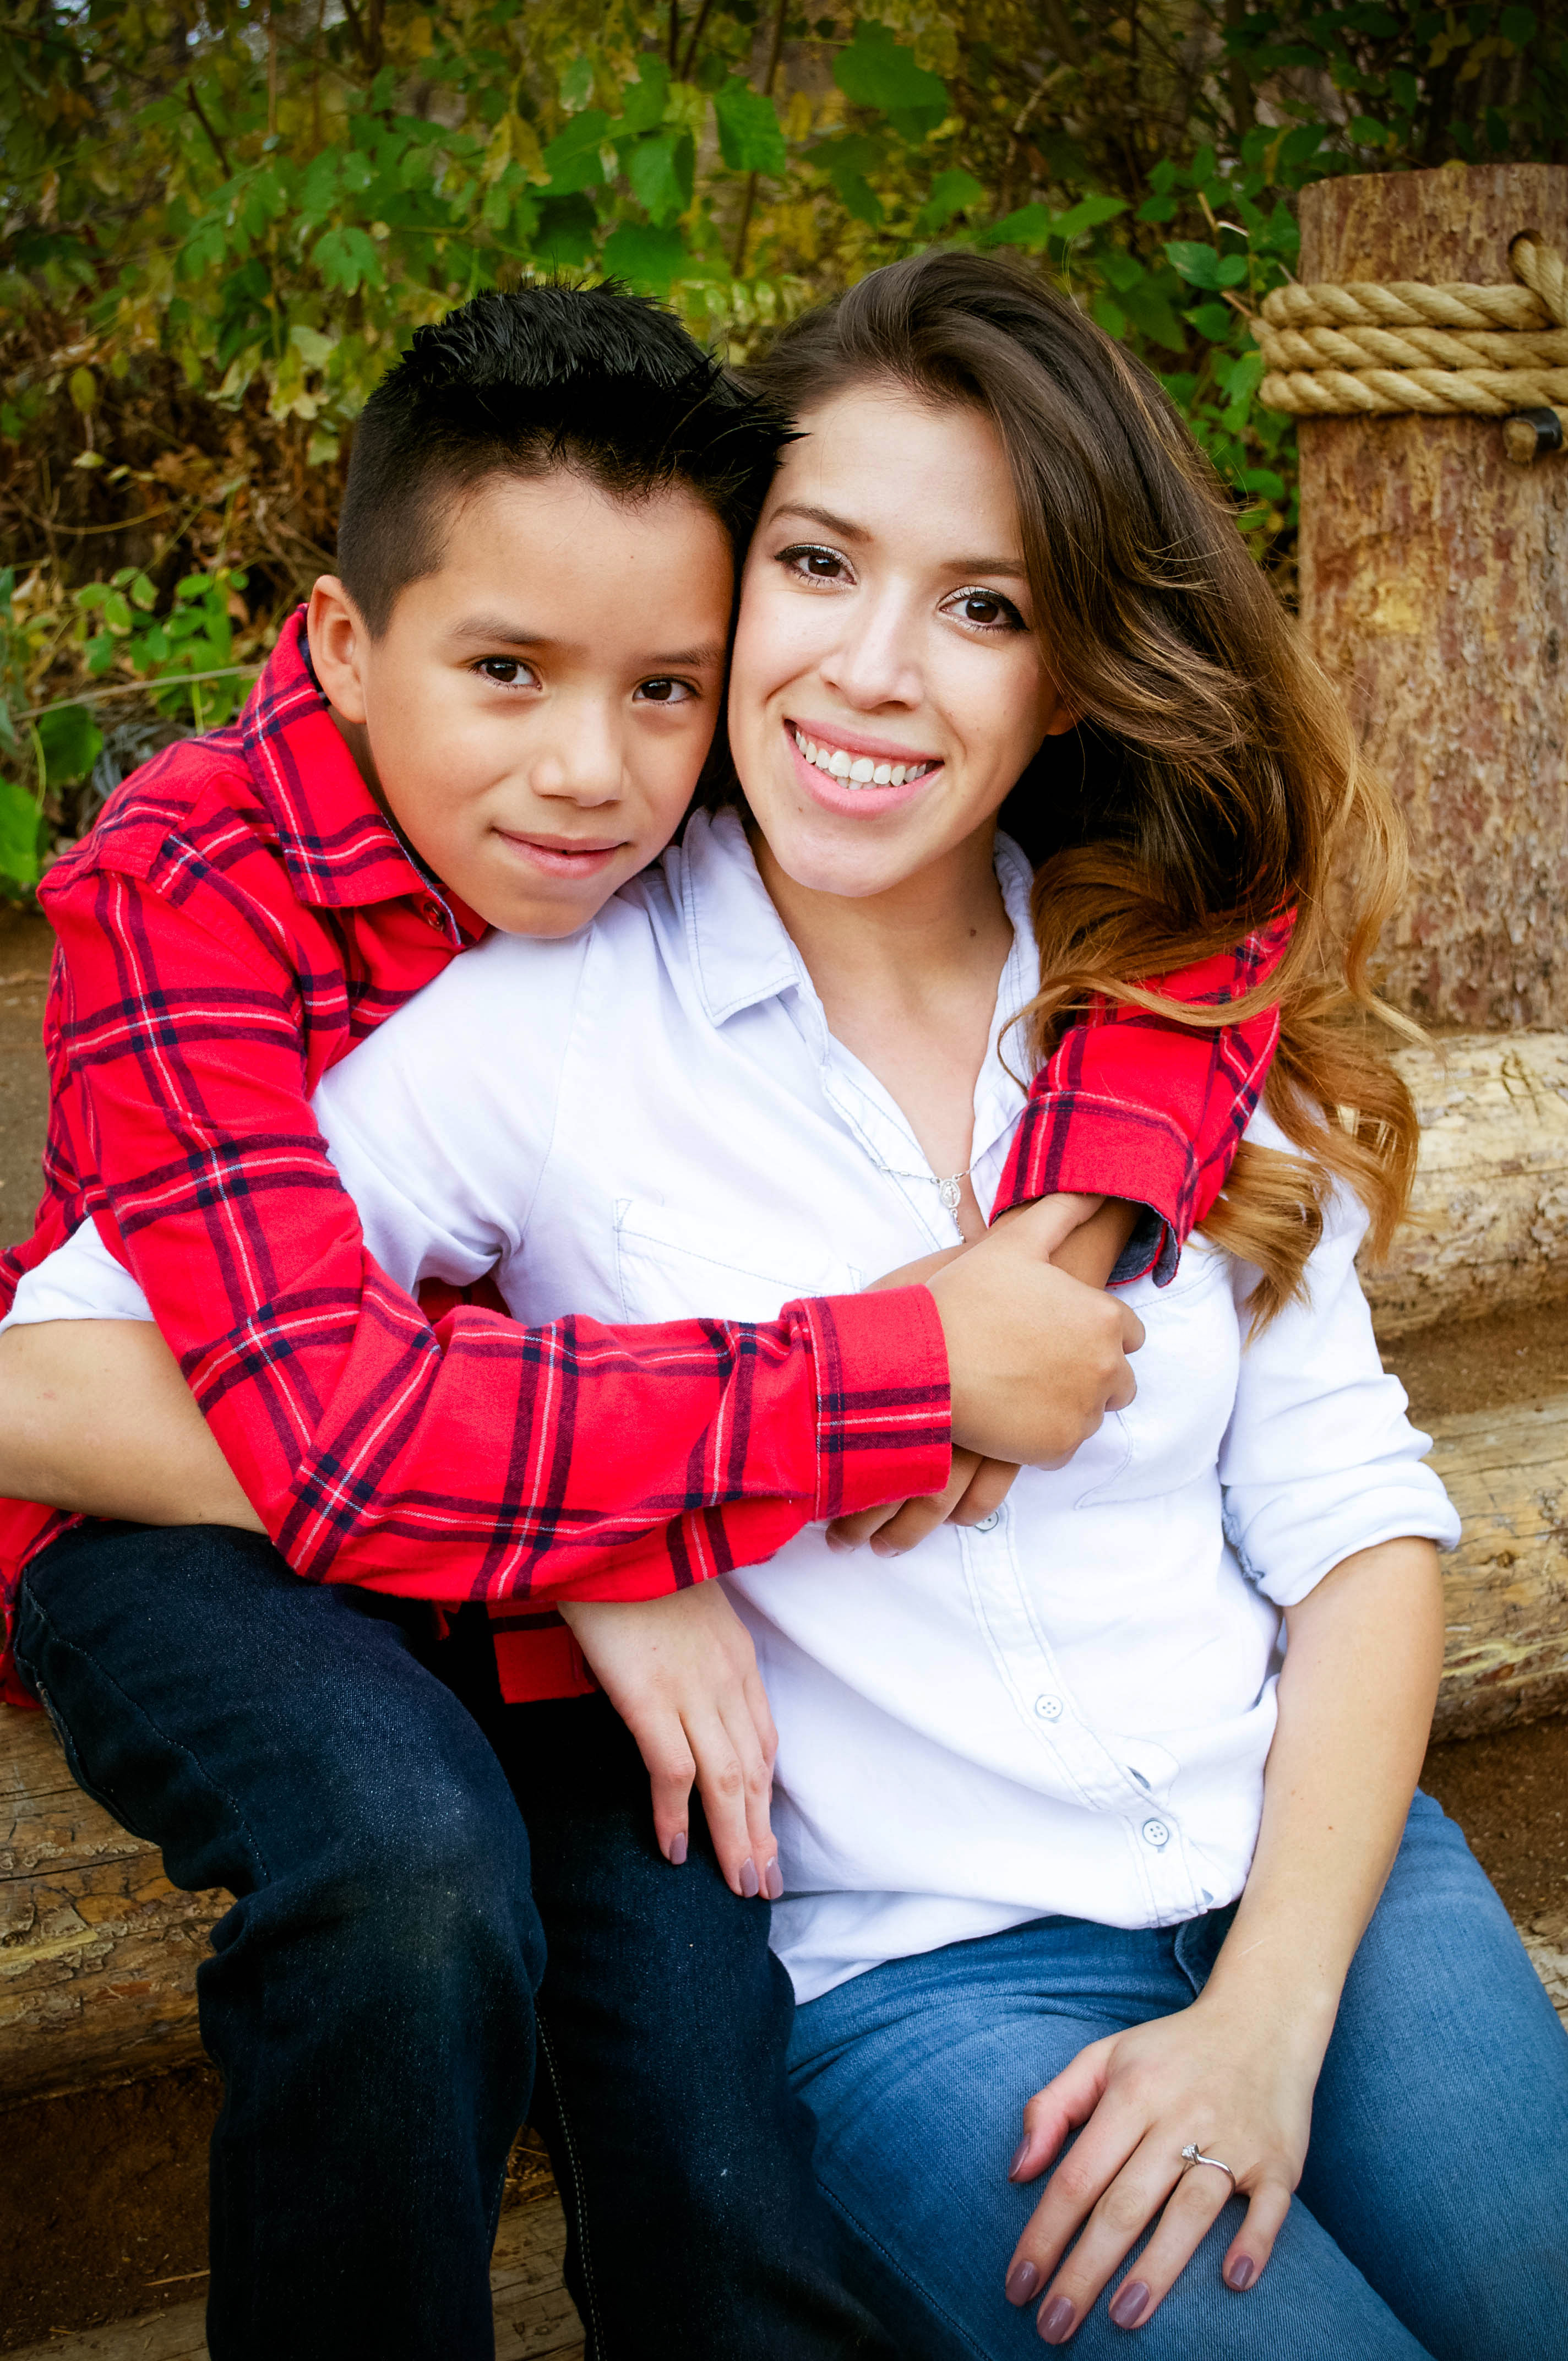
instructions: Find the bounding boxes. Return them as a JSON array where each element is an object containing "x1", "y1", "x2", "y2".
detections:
[{"x1": 880, "y1": 1163, "x2": 976, "y2": 1214}]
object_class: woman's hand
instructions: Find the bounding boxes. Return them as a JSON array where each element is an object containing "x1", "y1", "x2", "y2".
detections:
[
  {"x1": 558, "y1": 1582, "x2": 781, "y2": 1903},
  {"x1": 1004, "y1": 1991, "x2": 1313, "y2": 2340}
]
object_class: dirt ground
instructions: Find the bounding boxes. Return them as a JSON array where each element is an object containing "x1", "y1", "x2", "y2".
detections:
[{"x1": 1, "y1": 918, "x2": 1565, "y2": 2346}]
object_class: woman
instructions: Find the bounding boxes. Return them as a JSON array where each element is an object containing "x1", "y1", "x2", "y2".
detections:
[{"x1": 8, "y1": 252, "x2": 1568, "y2": 2357}]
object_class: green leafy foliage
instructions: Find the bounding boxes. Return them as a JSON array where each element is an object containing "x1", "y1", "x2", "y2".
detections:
[{"x1": 1, "y1": 0, "x2": 1562, "y2": 899}]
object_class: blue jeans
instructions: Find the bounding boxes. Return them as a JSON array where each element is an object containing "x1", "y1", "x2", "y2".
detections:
[
  {"x1": 14, "y1": 1521, "x2": 893, "y2": 2361},
  {"x1": 788, "y1": 1792, "x2": 1568, "y2": 2359}
]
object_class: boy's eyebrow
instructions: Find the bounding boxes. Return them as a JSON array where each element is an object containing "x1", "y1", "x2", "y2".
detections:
[
  {"x1": 448, "y1": 616, "x2": 726, "y2": 667},
  {"x1": 766, "y1": 503, "x2": 1028, "y2": 579}
]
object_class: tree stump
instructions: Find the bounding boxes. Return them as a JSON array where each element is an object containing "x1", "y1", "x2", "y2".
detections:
[{"x1": 1296, "y1": 162, "x2": 1568, "y2": 1029}]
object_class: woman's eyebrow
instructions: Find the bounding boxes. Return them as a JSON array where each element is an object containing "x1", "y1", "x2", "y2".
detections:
[{"x1": 768, "y1": 506, "x2": 1027, "y2": 579}]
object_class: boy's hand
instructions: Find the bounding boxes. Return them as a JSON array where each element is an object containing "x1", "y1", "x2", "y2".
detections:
[
  {"x1": 928, "y1": 1221, "x2": 1141, "y2": 1467},
  {"x1": 558, "y1": 1584, "x2": 781, "y2": 1903},
  {"x1": 828, "y1": 1195, "x2": 1139, "y2": 1551}
]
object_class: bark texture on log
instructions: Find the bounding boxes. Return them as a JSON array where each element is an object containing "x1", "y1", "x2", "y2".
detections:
[
  {"x1": 0, "y1": 1706, "x2": 227, "y2": 2105},
  {"x1": 1427, "y1": 1392, "x2": 1568, "y2": 1739},
  {"x1": 1362, "y1": 1031, "x2": 1568, "y2": 1337},
  {"x1": 1297, "y1": 165, "x2": 1568, "y2": 1029}
]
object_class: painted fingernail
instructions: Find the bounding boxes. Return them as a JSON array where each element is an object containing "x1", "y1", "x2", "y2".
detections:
[
  {"x1": 1005, "y1": 2260, "x2": 1040, "y2": 2305},
  {"x1": 764, "y1": 1858, "x2": 783, "y2": 1901},
  {"x1": 1008, "y1": 2137, "x2": 1032, "y2": 2181},
  {"x1": 1226, "y1": 2256, "x2": 1255, "y2": 2291},
  {"x1": 666, "y1": 1832, "x2": 687, "y2": 1866},
  {"x1": 1037, "y1": 2295, "x2": 1075, "y2": 2343},
  {"x1": 739, "y1": 1857, "x2": 760, "y2": 1897},
  {"x1": 1109, "y1": 2280, "x2": 1149, "y2": 2330}
]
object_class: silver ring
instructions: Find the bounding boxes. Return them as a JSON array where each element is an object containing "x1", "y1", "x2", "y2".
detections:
[{"x1": 1180, "y1": 2142, "x2": 1238, "y2": 2194}]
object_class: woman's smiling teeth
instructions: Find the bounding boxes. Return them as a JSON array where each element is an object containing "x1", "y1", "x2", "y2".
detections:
[{"x1": 790, "y1": 723, "x2": 938, "y2": 790}]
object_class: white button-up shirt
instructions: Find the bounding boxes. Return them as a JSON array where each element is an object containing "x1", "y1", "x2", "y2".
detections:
[{"x1": 12, "y1": 810, "x2": 1460, "y2": 2001}]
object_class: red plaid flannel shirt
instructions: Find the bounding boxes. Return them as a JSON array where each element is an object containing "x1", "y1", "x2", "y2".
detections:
[{"x1": 0, "y1": 614, "x2": 1285, "y2": 1707}]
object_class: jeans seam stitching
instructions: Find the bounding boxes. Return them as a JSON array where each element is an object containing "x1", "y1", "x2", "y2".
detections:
[
  {"x1": 536, "y1": 2012, "x2": 605, "y2": 2351},
  {"x1": 17, "y1": 1585, "x2": 271, "y2": 1886}
]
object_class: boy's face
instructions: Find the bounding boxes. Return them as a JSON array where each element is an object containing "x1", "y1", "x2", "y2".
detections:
[{"x1": 309, "y1": 469, "x2": 734, "y2": 936}]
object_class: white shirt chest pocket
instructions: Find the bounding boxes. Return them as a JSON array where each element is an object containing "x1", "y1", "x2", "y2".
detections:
[
  {"x1": 613, "y1": 1199, "x2": 861, "y2": 1325},
  {"x1": 1074, "y1": 1243, "x2": 1241, "y2": 1506}
]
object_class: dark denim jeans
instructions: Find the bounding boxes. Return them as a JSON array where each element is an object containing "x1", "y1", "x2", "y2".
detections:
[{"x1": 14, "y1": 1521, "x2": 892, "y2": 2361}]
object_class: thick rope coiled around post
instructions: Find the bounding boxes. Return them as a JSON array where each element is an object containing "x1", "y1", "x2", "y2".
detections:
[{"x1": 1253, "y1": 237, "x2": 1568, "y2": 460}]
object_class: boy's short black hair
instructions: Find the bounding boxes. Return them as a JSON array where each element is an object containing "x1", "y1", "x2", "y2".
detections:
[{"x1": 337, "y1": 284, "x2": 790, "y2": 635}]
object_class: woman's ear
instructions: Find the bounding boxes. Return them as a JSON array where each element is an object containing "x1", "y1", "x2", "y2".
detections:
[
  {"x1": 306, "y1": 577, "x2": 372, "y2": 725},
  {"x1": 1039, "y1": 681, "x2": 1080, "y2": 740}
]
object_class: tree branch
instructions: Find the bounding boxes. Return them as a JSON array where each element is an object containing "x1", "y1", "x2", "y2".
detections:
[
  {"x1": 730, "y1": 0, "x2": 788, "y2": 278},
  {"x1": 185, "y1": 79, "x2": 231, "y2": 177},
  {"x1": 677, "y1": 0, "x2": 715, "y2": 83}
]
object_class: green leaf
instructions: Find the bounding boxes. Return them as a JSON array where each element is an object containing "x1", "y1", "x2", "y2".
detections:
[
  {"x1": 0, "y1": 777, "x2": 43, "y2": 892},
  {"x1": 832, "y1": 20, "x2": 949, "y2": 141},
  {"x1": 1051, "y1": 193, "x2": 1128, "y2": 240},
  {"x1": 542, "y1": 109, "x2": 610, "y2": 194},
  {"x1": 977, "y1": 203, "x2": 1056, "y2": 252},
  {"x1": 68, "y1": 366, "x2": 96, "y2": 414},
  {"x1": 559, "y1": 56, "x2": 595, "y2": 112},
  {"x1": 1187, "y1": 300, "x2": 1234, "y2": 341},
  {"x1": 1500, "y1": 4, "x2": 1537, "y2": 39},
  {"x1": 629, "y1": 130, "x2": 695, "y2": 224},
  {"x1": 1164, "y1": 241, "x2": 1246, "y2": 291},
  {"x1": 1118, "y1": 278, "x2": 1190, "y2": 352},
  {"x1": 714, "y1": 79, "x2": 788, "y2": 177},
  {"x1": 619, "y1": 60, "x2": 669, "y2": 134},
  {"x1": 34, "y1": 701, "x2": 103, "y2": 787},
  {"x1": 311, "y1": 225, "x2": 384, "y2": 293},
  {"x1": 808, "y1": 135, "x2": 884, "y2": 225},
  {"x1": 915, "y1": 168, "x2": 984, "y2": 234},
  {"x1": 601, "y1": 222, "x2": 688, "y2": 293}
]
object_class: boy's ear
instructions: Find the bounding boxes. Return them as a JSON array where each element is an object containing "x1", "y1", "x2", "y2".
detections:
[{"x1": 307, "y1": 578, "x2": 372, "y2": 725}]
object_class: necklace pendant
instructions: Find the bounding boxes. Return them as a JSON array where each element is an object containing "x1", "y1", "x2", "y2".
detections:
[{"x1": 938, "y1": 1174, "x2": 962, "y2": 1215}]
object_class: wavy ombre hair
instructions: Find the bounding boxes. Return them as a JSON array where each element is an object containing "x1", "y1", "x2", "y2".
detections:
[{"x1": 744, "y1": 249, "x2": 1416, "y2": 1323}]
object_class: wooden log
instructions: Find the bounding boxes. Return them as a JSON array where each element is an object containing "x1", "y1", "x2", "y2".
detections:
[
  {"x1": 2, "y1": 1366, "x2": 1565, "y2": 2107},
  {"x1": 1427, "y1": 1392, "x2": 1568, "y2": 1739},
  {"x1": 1363, "y1": 1030, "x2": 1568, "y2": 1338},
  {"x1": 1296, "y1": 164, "x2": 1568, "y2": 1030},
  {"x1": 0, "y1": 1705, "x2": 227, "y2": 2105}
]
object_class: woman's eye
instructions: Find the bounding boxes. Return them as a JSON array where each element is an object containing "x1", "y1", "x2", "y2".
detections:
[
  {"x1": 943, "y1": 587, "x2": 1025, "y2": 633},
  {"x1": 476, "y1": 657, "x2": 538, "y2": 687},
  {"x1": 781, "y1": 544, "x2": 850, "y2": 584},
  {"x1": 635, "y1": 678, "x2": 697, "y2": 705}
]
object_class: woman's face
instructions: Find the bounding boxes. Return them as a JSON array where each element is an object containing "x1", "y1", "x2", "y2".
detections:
[{"x1": 728, "y1": 382, "x2": 1076, "y2": 901}]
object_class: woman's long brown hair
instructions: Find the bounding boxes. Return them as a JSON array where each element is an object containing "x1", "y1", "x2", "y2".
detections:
[{"x1": 744, "y1": 249, "x2": 1417, "y2": 1323}]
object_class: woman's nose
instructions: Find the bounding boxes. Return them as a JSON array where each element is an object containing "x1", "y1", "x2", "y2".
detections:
[{"x1": 818, "y1": 595, "x2": 924, "y2": 712}]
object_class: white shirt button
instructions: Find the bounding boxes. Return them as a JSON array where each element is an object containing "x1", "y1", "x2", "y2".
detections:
[
  {"x1": 973, "y1": 1509, "x2": 1001, "y2": 1533},
  {"x1": 1142, "y1": 1818, "x2": 1170, "y2": 1849},
  {"x1": 1033, "y1": 1693, "x2": 1063, "y2": 1721}
]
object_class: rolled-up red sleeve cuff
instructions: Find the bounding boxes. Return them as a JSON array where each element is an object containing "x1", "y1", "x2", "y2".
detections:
[
  {"x1": 992, "y1": 1094, "x2": 1193, "y2": 1287},
  {"x1": 797, "y1": 1285, "x2": 951, "y2": 1521}
]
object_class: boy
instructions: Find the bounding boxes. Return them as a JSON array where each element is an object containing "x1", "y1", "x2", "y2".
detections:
[{"x1": 0, "y1": 286, "x2": 1280, "y2": 2359}]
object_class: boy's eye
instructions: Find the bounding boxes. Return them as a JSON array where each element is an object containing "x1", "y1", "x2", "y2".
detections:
[
  {"x1": 635, "y1": 677, "x2": 698, "y2": 705},
  {"x1": 476, "y1": 657, "x2": 539, "y2": 687},
  {"x1": 941, "y1": 587, "x2": 1026, "y2": 633},
  {"x1": 780, "y1": 543, "x2": 850, "y2": 585}
]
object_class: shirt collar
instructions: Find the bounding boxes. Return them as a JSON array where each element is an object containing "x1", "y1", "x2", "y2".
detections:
[
  {"x1": 238, "y1": 608, "x2": 484, "y2": 943},
  {"x1": 677, "y1": 804, "x2": 1039, "y2": 1054}
]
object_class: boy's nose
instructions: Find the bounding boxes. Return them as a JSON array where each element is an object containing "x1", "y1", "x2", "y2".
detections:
[{"x1": 530, "y1": 714, "x2": 623, "y2": 804}]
